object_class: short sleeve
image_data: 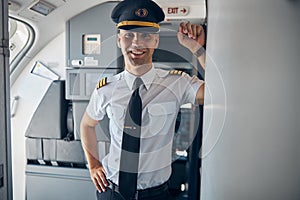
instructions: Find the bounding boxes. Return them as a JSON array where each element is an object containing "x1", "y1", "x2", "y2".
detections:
[
  {"x1": 86, "y1": 88, "x2": 106, "y2": 121},
  {"x1": 181, "y1": 73, "x2": 204, "y2": 105}
]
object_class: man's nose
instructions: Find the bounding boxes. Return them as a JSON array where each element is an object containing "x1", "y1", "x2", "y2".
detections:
[{"x1": 132, "y1": 33, "x2": 142, "y2": 45}]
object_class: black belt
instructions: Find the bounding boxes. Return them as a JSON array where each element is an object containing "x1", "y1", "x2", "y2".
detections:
[{"x1": 107, "y1": 180, "x2": 169, "y2": 199}]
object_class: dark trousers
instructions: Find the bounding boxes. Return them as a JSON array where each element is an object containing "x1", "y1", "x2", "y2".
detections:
[
  {"x1": 96, "y1": 188, "x2": 125, "y2": 200},
  {"x1": 96, "y1": 186, "x2": 173, "y2": 200}
]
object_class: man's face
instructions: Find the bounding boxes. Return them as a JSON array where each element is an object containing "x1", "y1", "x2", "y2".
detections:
[{"x1": 117, "y1": 30, "x2": 159, "y2": 67}]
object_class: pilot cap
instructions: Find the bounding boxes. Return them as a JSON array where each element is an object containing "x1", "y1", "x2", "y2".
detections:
[{"x1": 111, "y1": 0, "x2": 165, "y2": 32}]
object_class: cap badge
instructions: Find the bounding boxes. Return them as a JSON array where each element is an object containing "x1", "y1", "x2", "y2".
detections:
[{"x1": 135, "y1": 8, "x2": 148, "y2": 17}]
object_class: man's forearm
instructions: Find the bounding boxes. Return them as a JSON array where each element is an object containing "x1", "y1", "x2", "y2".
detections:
[
  {"x1": 81, "y1": 124, "x2": 101, "y2": 169},
  {"x1": 198, "y1": 53, "x2": 206, "y2": 70},
  {"x1": 192, "y1": 46, "x2": 206, "y2": 70}
]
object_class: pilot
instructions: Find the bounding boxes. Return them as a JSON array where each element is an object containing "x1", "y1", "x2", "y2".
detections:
[{"x1": 80, "y1": 0, "x2": 206, "y2": 199}]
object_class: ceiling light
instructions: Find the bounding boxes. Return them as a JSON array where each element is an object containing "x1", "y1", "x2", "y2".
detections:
[{"x1": 29, "y1": 0, "x2": 56, "y2": 16}]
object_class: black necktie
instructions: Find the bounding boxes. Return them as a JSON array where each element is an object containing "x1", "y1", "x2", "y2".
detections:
[{"x1": 119, "y1": 77, "x2": 143, "y2": 199}]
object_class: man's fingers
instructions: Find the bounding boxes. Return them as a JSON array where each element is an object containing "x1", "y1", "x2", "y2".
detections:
[
  {"x1": 90, "y1": 168, "x2": 108, "y2": 193},
  {"x1": 92, "y1": 176, "x2": 103, "y2": 192},
  {"x1": 179, "y1": 22, "x2": 203, "y2": 40},
  {"x1": 191, "y1": 24, "x2": 197, "y2": 39},
  {"x1": 198, "y1": 25, "x2": 204, "y2": 33},
  {"x1": 196, "y1": 26, "x2": 205, "y2": 45},
  {"x1": 186, "y1": 22, "x2": 193, "y2": 36},
  {"x1": 179, "y1": 22, "x2": 187, "y2": 34},
  {"x1": 96, "y1": 175, "x2": 104, "y2": 191},
  {"x1": 196, "y1": 25, "x2": 204, "y2": 37},
  {"x1": 178, "y1": 22, "x2": 184, "y2": 33},
  {"x1": 97, "y1": 170, "x2": 108, "y2": 187}
]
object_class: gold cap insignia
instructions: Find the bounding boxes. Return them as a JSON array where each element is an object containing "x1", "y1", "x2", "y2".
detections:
[{"x1": 135, "y1": 8, "x2": 148, "y2": 17}]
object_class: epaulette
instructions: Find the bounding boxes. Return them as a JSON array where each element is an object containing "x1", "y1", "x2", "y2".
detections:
[
  {"x1": 169, "y1": 70, "x2": 183, "y2": 75},
  {"x1": 96, "y1": 77, "x2": 108, "y2": 89}
]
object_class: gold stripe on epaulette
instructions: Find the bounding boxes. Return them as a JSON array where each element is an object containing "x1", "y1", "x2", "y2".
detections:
[
  {"x1": 96, "y1": 77, "x2": 107, "y2": 89},
  {"x1": 169, "y1": 70, "x2": 183, "y2": 75}
]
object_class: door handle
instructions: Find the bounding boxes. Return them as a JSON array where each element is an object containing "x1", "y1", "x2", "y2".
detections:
[{"x1": 11, "y1": 95, "x2": 20, "y2": 118}]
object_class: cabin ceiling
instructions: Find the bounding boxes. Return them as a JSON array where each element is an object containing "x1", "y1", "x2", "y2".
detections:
[
  {"x1": 8, "y1": 0, "x2": 115, "y2": 61},
  {"x1": 8, "y1": 0, "x2": 113, "y2": 23}
]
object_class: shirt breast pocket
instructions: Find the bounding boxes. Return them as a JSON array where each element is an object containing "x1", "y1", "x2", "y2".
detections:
[
  {"x1": 107, "y1": 105, "x2": 125, "y2": 131},
  {"x1": 147, "y1": 101, "x2": 177, "y2": 136}
]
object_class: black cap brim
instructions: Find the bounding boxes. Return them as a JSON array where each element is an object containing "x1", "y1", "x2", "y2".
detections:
[{"x1": 118, "y1": 25, "x2": 160, "y2": 33}]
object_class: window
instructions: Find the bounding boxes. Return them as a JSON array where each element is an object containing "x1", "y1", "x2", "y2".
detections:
[{"x1": 8, "y1": 17, "x2": 34, "y2": 73}]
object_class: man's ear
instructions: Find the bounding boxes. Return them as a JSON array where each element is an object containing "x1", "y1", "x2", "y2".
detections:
[
  {"x1": 117, "y1": 34, "x2": 121, "y2": 48},
  {"x1": 154, "y1": 34, "x2": 159, "y2": 49}
]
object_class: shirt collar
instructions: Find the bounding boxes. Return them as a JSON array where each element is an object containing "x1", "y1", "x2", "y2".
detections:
[{"x1": 124, "y1": 66, "x2": 155, "y2": 91}]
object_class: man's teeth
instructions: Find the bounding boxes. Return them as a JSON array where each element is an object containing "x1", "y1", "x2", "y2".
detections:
[{"x1": 131, "y1": 50, "x2": 143, "y2": 55}]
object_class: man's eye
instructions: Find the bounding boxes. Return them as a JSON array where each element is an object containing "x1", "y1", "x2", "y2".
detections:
[
  {"x1": 141, "y1": 33, "x2": 151, "y2": 39},
  {"x1": 124, "y1": 33, "x2": 134, "y2": 39}
]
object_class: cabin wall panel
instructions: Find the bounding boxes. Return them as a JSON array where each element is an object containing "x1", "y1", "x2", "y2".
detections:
[{"x1": 201, "y1": 0, "x2": 300, "y2": 199}]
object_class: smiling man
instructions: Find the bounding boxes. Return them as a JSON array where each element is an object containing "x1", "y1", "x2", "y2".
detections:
[{"x1": 80, "y1": 0, "x2": 206, "y2": 199}]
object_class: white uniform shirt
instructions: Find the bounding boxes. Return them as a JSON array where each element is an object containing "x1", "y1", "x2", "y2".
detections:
[{"x1": 86, "y1": 66, "x2": 204, "y2": 189}]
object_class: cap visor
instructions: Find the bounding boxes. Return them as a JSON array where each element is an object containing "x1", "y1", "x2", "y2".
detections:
[{"x1": 118, "y1": 25, "x2": 159, "y2": 33}]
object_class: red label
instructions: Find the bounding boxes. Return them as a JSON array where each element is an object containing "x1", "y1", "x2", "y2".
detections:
[{"x1": 168, "y1": 7, "x2": 179, "y2": 14}]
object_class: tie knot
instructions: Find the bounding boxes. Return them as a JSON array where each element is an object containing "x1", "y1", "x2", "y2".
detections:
[{"x1": 133, "y1": 77, "x2": 143, "y2": 91}]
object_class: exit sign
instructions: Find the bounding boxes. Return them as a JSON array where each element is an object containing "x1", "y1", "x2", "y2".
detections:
[{"x1": 163, "y1": 6, "x2": 189, "y2": 16}]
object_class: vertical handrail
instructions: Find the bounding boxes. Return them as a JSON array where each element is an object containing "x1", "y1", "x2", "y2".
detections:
[
  {"x1": 10, "y1": 96, "x2": 19, "y2": 118},
  {"x1": 0, "y1": 0, "x2": 13, "y2": 199}
]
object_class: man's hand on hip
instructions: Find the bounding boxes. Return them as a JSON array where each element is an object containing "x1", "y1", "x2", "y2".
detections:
[{"x1": 90, "y1": 164, "x2": 108, "y2": 193}]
